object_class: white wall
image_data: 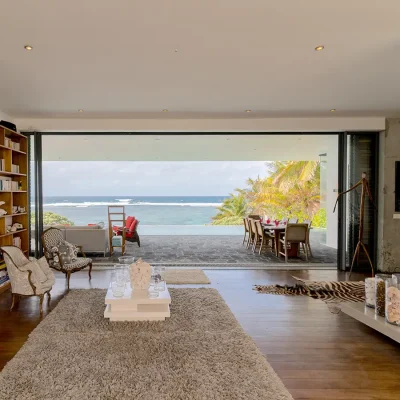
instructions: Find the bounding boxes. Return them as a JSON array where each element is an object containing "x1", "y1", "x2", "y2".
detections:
[
  {"x1": 0, "y1": 109, "x2": 13, "y2": 123},
  {"x1": 325, "y1": 137, "x2": 339, "y2": 248}
]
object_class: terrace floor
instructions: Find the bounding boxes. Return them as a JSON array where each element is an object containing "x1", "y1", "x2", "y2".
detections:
[{"x1": 95, "y1": 229, "x2": 337, "y2": 266}]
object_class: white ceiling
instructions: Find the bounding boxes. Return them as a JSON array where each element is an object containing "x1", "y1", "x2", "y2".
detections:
[
  {"x1": 42, "y1": 134, "x2": 337, "y2": 161},
  {"x1": 1, "y1": 0, "x2": 400, "y2": 118}
]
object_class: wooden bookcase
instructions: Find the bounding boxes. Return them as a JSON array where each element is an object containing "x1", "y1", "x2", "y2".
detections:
[{"x1": 0, "y1": 125, "x2": 28, "y2": 294}]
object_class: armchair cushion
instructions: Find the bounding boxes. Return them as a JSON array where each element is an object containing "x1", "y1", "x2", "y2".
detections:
[{"x1": 50, "y1": 240, "x2": 79, "y2": 264}]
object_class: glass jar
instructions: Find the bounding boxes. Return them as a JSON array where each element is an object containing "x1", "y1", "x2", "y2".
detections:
[
  {"x1": 375, "y1": 274, "x2": 391, "y2": 317},
  {"x1": 365, "y1": 277, "x2": 375, "y2": 308},
  {"x1": 111, "y1": 270, "x2": 126, "y2": 297},
  {"x1": 118, "y1": 256, "x2": 135, "y2": 265},
  {"x1": 114, "y1": 264, "x2": 130, "y2": 283},
  {"x1": 392, "y1": 274, "x2": 400, "y2": 285},
  {"x1": 386, "y1": 277, "x2": 400, "y2": 325}
]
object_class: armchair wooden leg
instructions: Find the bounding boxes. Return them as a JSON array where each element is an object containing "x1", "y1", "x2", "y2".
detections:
[
  {"x1": 39, "y1": 294, "x2": 44, "y2": 314},
  {"x1": 10, "y1": 293, "x2": 17, "y2": 311},
  {"x1": 47, "y1": 291, "x2": 51, "y2": 306},
  {"x1": 88, "y1": 262, "x2": 92, "y2": 280},
  {"x1": 66, "y1": 271, "x2": 71, "y2": 290}
]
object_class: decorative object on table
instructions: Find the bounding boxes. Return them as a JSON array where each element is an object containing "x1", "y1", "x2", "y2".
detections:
[
  {"x1": 0, "y1": 246, "x2": 55, "y2": 313},
  {"x1": 333, "y1": 172, "x2": 377, "y2": 278},
  {"x1": 42, "y1": 227, "x2": 92, "y2": 289},
  {"x1": 114, "y1": 264, "x2": 130, "y2": 283},
  {"x1": 153, "y1": 266, "x2": 166, "y2": 292},
  {"x1": 375, "y1": 274, "x2": 391, "y2": 317},
  {"x1": 365, "y1": 277, "x2": 375, "y2": 308},
  {"x1": 110, "y1": 269, "x2": 126, "y2": 297},
  {"x1": 129, "y1": 258, "x2": 151, "y2": 290},
  {"x1": 385, "y1": 275, "x2": 400, "y2": 325},
  {"x1": 148, "y1": 274, "x2": 160, "y2": 298}
]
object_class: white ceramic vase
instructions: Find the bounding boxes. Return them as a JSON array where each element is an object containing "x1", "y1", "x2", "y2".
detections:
[{"x1": 129, "y1": 258, "x2": 151, "y2": 290}]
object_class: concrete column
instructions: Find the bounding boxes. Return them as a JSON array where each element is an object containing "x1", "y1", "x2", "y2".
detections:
[{"x1": 378, "y1": 119, "x2": 400, "y2": 272}]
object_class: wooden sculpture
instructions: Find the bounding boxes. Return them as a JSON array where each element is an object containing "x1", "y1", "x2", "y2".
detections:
[{"x1": 333, "y1": 172, "x2": 376, "y2": 278}]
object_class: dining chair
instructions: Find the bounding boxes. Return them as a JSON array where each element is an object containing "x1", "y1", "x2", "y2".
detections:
[
  {"x1": 248, "y1": 214, "x2": 261, "y2": 220},
  {"x1": 279, "y1": 223, "x2": 309, "y2": 262},
  {"x1": 255, "y1": 220, "x2": 274, "y2": 255},
  {"x1": 243, "y1": 218, "x2": 250, "y2": 245},
  {"x1": 246, "y1": 218, "x2": 255, "y2": 249},
  {"x1": 249, "y1": 218, "x2": 259, "y2": 252},
  {"x1": 301, "y1": 220, "x2": 313, "y2": 257}
]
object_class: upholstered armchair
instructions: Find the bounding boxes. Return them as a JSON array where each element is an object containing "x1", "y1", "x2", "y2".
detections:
[
  {"x1": 1, "y1": 246, "x2": 55, "y2": 313},
  {"x1": 42, "y1": 227, "x2": 93, "y2": 289}
]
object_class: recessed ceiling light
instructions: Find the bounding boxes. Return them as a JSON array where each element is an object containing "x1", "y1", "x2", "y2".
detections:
[
  {"x1": 78, "y1": 109, "x2": 84, "y2": 112},
  {"x1": 24, "y1": 45, "x2": 33, "y2": 51},
  {"x1": 245, "y1": 110, "x2": 252, "y2": 113},
  {"x1": 174, "y1": 49, "x2": 178, "y2": 52},
  {"x1": 163, "y1": 109, "x2": 168, "y2": 112},
  {"x1": 330, "y1": 109, "x2": 336, "y2": 112},
  {"x1": 315, "y1": 45, "x2": 324, "y2": 51}
]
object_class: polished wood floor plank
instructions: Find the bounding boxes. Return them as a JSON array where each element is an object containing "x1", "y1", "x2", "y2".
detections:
[{"x1": 1, "y1": 268, "x2": 399, "y2": 400}]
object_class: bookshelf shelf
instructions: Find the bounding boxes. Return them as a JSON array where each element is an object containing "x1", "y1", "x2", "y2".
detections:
[
  {"x1": 0, "y1": 229, "x2": 28, "y2": 238},
  {"x1": 0, "y1": 213, "x2": 27, "y2": 219},
  {"x1": 0, "y1": 126, "x2": 29, "y2": 293},
  {"x1": 0, "y1": 171, "x2": 27, "y2": 177},
  {"x1": 0, "y1": 145, "x2": 27, "y2": 155}
]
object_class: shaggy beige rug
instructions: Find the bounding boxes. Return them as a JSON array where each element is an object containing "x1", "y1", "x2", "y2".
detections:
[
  {"x1": 0, "y1": 289, "x2": 293, "y2": 400},
  {"x1": 165, "y1": 269, "x2": 210, "y2": 284}
]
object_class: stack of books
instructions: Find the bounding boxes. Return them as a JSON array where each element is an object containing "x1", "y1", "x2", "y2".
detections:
[
  {"x1": 0, "y1": 179, "x2": 19, "y2": 191},
  {"x1": 0, "y1": 159, "x2": 5, "y2": 171},
  {"x1": 4, "y1": 138, "x2": 20, "y2": 151},
  {"x1": 11, "y1": 164, "x2": 20, "y2": 173},
  {"x1": 0, "y1": 260, "x2": 9, "y2": 289},
  {"x1": 13, "y1": 237, "x2": 21, "y2": 248}
]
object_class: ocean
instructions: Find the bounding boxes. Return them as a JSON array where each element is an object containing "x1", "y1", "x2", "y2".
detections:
[{"x1": 42, "y1": 196, "x2": 243, "y2": 235}]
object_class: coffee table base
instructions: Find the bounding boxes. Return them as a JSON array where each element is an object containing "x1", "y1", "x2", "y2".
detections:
[
  {"x1": 104, "y1": 303, "x2": 170, "y2": 321},
  {"x1": 104, "y1": 286, "x2": 171, "y2": 322}
]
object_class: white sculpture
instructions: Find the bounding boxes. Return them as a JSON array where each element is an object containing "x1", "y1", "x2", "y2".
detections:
[{"x1": 129, "y1": 258, "x2": 151, "y2": 290}]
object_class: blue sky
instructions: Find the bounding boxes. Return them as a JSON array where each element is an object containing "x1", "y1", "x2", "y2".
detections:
[{"x1": 43, "y1": 161, "x2": 268, "y2": 196}]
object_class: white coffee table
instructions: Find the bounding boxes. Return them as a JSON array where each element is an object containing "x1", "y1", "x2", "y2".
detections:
[{"x1": 104, "y1": 284, "x2": 171, "y2": 321}]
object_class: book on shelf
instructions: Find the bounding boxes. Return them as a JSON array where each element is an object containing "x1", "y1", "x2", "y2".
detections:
[
  {"x1": 11, "y1": 164, "x2": 20, "y2": 174},
  {"x1": 0, "y1": 159, "x2": 5, "y2": 171},
  {"x1": 0, "y1": 277, "x2": 10, "y2": 287},
  {"x1": 0, "y1": 177, "x2": 19, "y2": 191},
  {"x1": 4, "y1": 138, "x2": 20, "y2": 151}
]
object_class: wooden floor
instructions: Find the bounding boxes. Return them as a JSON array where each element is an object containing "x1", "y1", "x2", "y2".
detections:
[{"x1": 1, "y1": 269, "x2": 399, "y2": 400}]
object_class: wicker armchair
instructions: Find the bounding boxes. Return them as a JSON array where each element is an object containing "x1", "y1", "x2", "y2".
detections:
[
  {"x1": 1, "y1": 246, "x2": 55, "y2": 313},
  {"x1": 42, "y1": 227, "x2": 92, "y2": 289}
]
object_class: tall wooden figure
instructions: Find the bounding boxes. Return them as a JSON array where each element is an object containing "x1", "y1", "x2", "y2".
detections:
[{"x1": 333, "y1": 172, "x2": 376, "y2": 278}]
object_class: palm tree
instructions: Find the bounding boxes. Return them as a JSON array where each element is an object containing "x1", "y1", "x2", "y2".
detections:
[
  {"x1": 212, "y1": 192, "x2": 248, "y2": 225},
  {"x1": 270, "y1": 161, "x2": 320, "y2": 192}
]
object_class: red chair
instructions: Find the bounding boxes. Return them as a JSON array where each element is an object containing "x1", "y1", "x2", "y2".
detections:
[{"x1": 113, "y1": 216, "x2": 140, "y2": 247}]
